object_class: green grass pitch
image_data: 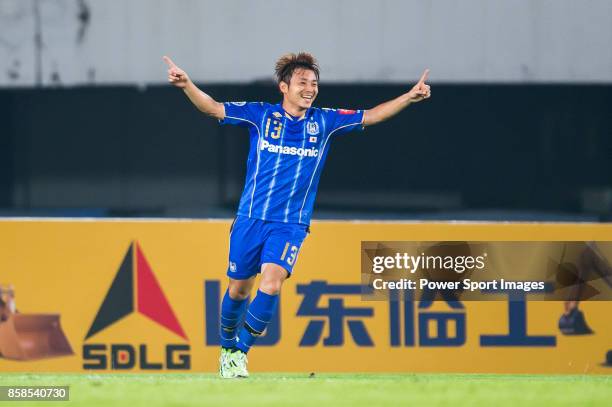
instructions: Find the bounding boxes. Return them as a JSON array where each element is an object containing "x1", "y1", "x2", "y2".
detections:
[{"x1": 1, "y1": 373, "x2": 610, "y2": 406}]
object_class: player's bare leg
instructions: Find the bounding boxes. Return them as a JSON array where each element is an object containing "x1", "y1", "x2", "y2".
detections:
[
  {"x1": 228, "y1": 276, "x2": 256, "y2": 301},
  {"x1": 258, "y1": 263, "x2": 288, "y2": 295}
]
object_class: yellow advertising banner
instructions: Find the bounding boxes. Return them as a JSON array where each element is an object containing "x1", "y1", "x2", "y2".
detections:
[{"x1": 0, "y1": 219, "x2": 610, "y2": 374}]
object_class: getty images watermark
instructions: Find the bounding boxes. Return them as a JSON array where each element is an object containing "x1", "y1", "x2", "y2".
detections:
[{"x1": 361, "y1": 241, "x2": 612, "y2": 301}]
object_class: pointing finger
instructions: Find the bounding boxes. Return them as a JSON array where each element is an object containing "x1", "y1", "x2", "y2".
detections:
[
  {"x1": 417, "y1": 69, "x2": 430, "y2": 85},
  {"x1": 163, "y1": 55, "x2": 177, "y2": 68}
]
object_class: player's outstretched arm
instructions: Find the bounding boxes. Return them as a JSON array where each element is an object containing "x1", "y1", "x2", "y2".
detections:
[
  {"x1": 163, "y1": 56, "x2": 225, "y2": 120},
  {"x1": 362, "y1": 69, "x2": 431, "y2": 127}
]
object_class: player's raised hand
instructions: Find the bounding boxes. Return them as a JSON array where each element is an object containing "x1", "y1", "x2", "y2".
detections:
[
  {"x1": 407, "y1": 69, "x2": 431, "y2": 103},
  {"x1": 163, "y1": 56, "x2": 190, "y2": 88}
]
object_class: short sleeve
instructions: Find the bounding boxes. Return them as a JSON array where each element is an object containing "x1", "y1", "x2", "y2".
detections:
[
  {"x1": 220, "y1": 102, "x2": 265, "y2": 127},
  {"x1": 322, "y1": 108, "x2": 365, "y2": 136}
]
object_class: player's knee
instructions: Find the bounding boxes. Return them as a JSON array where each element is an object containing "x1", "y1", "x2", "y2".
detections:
[
  {"x1": 228, "y1": 283, "x2": 251, "y2": 300},
  {"x1": 259, "y1": 278, "x2": 283, "y2": 295}
]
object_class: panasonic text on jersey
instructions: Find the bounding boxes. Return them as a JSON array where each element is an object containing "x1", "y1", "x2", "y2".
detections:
[{"x1": 260, "y1": 139, "x2": 319, "y2": 157}]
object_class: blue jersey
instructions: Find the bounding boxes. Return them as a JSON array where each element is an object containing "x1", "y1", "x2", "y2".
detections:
[{"x1": 220, "y1": 102, "x2": 364, "y2": 225}]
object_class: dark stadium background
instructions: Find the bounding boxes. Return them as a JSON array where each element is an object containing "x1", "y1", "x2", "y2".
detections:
[
  {"x1": 1, "y1": 84, "x2": 610, "y2": 220},
  {"x1": 1, "y1": 0, "x2": 611, "y2": 222}
]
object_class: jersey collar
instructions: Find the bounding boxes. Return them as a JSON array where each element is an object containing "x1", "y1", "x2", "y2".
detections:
[{"x1": 276, "y1": 103, "x2": 311, "y2": 121}]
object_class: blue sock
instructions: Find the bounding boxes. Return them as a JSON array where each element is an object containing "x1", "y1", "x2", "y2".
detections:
[
  {"x1": 220, "y1": 289, "x2": 248, "y2": 349},
  {"x1": 236, "y1": 290, "x2": 278, "y2": 353}
]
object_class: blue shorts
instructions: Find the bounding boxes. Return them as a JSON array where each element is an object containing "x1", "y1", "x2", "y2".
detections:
[{"x1": 227, "y1": 216, "x2": 309, "y2": 280}]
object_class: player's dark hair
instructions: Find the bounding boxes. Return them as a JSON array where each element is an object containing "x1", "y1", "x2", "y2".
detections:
[{"x1": 275, "y1": 52, "x2": 319, "y2": 85}]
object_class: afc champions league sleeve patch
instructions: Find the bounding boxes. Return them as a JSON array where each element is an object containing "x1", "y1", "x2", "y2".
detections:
[{"x1": 338, "y1": 109, "x2": 357, "y2": 115}]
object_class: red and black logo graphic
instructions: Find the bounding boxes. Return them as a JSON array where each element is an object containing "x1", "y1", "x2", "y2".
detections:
[
  {"x1": 85, "y1": 241, "x2": 187, "y2": 340},
  {"x1": 83, "y1": 241, "x2": 190, "y2": 370}
]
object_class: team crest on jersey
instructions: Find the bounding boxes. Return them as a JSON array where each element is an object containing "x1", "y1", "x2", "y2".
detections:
[
  {"x1": 230, "y1": 102, "x2": 246, "y2": 106},
  {"x1": 306, "y1": 121, "x2": 319, "y2": 136},
  {"x1": 229, "y1": 262, "x2": 237, "y2": 272},
  {"x1": 273, "y1": 111, "x2": 282, "y2": 118}
]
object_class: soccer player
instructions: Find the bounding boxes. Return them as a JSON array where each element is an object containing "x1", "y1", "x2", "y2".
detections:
[
  {"x1": 163, "y1": 52, "x2": 431, "y2": 378},
  {"x1": 558, "y1": 242, "x2": 612, "y2": 335}
]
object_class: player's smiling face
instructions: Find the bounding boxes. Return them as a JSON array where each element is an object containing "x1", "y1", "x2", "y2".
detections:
[{"x1": 280, "y1": 68, "x2": 319, "y2": 112}]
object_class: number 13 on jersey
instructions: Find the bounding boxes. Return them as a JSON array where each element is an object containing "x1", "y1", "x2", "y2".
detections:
[
  {"x1": 265, "y1": 118, "x2": 283, "y2": 139},
  {"x1": 280, "y1": 242, "x2": 299, "y2": 266}
]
